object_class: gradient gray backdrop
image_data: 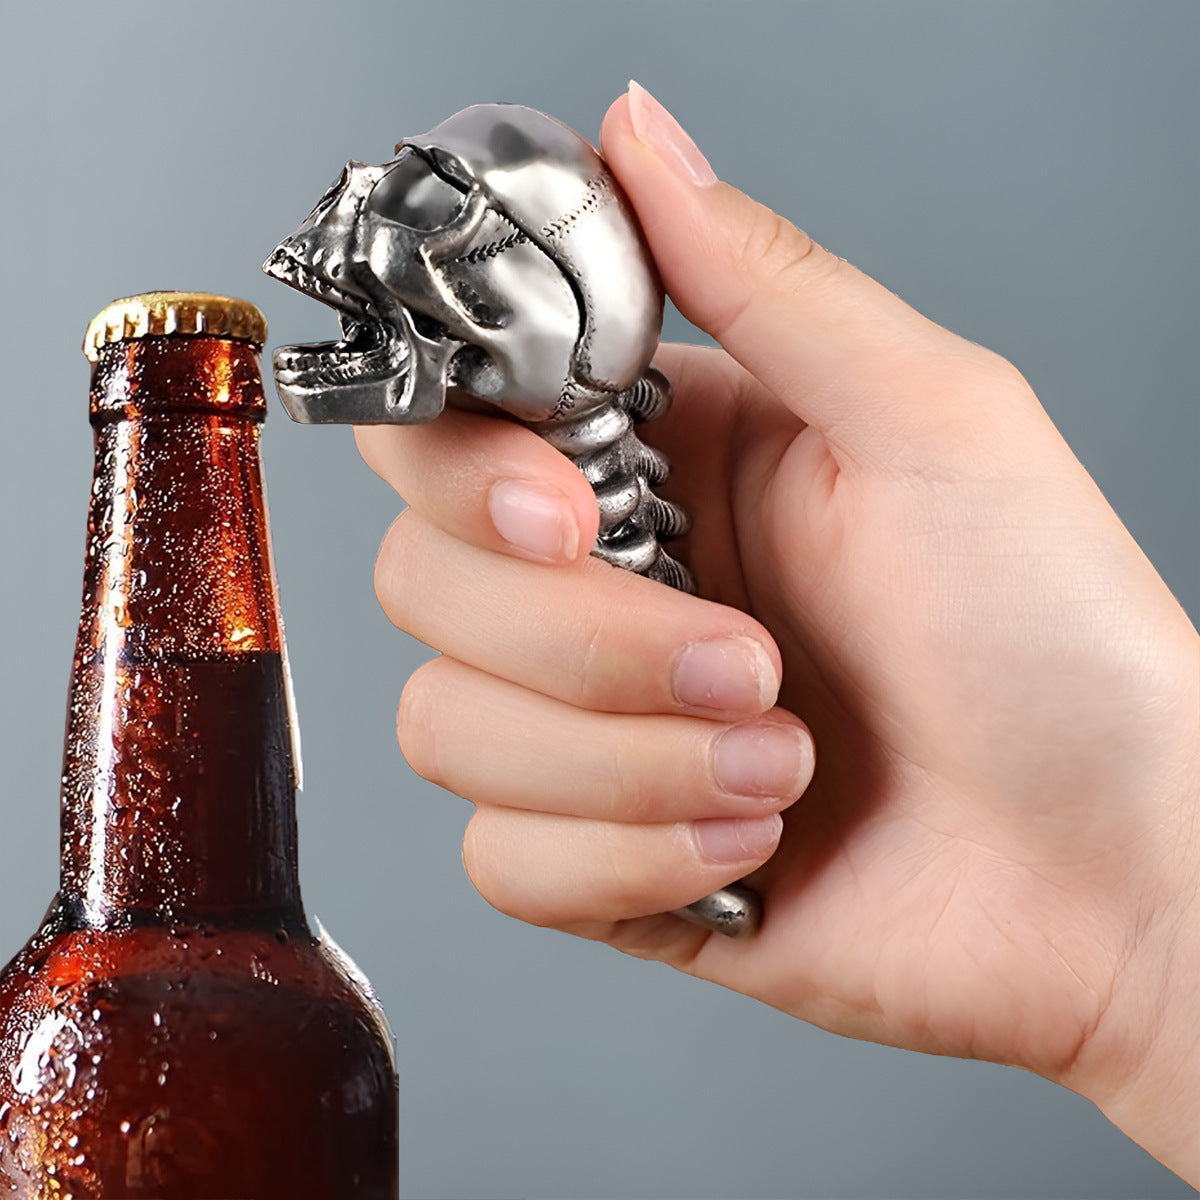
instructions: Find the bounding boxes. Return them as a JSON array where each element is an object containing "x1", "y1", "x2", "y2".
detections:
[{"x1": 1, "y1": 2, "x2": 1196, "y2": 1197}]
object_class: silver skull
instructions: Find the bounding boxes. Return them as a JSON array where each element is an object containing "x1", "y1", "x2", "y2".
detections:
[{"x1": 264, "y1": 103, "x2": 664, "y2": 425}]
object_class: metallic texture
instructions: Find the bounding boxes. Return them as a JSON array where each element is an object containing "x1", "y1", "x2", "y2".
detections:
[
  {"x1": 84, "y1": 292, "x2": 267, "y2": 362},
  {"x1": 264, "y1": 103, "x2": 761, "y2": 938},
  {"x1": 674, "y1": 884, "x2": 762, "y2": 938},
  {"x1": 532, "y1": 366, "x2": 693, "y2": 591}
]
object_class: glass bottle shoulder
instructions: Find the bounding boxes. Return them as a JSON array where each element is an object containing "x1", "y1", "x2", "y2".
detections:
[{"x1": 0, "y1": 910, "x2": 399, "y2": 1198}]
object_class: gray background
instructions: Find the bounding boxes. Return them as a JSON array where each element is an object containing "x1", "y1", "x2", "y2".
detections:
[{"x1": 0, "y1": 1, "x2": 1196, "y2": 1197}]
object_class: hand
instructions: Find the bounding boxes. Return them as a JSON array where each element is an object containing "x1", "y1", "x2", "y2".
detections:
[{"x1": 356, "y1": 84, "x2": 1200, "y2": 1183}]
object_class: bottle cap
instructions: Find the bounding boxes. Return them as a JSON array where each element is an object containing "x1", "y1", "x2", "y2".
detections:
[{"x1": 83, "y1": 292, "x2": 268, "y2": 362}]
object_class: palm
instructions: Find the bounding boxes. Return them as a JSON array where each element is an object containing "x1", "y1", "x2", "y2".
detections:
[{"x1": 647, "y1": 344, "x2": 1194, "y2": 1079}]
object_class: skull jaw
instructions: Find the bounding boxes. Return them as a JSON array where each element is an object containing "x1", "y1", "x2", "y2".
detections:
[
  {"x1": 271, "y1": 319, "x2": 464, "y2": 426},
  {"x1": 272, "y1": 360, "x2": 421, "y2": 425}
]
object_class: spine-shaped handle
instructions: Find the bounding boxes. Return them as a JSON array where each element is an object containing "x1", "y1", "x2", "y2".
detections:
[{"x1": 533, "y1": 370, "x2": 763, "y2": 939}]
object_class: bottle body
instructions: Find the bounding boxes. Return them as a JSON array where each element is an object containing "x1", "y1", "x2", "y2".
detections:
[
  {"x1": 0, "y1": 919, "x2": 399, "y2": 1197},
  {"x1": 0, "y1": 299, "x2": 398, "y2": 1197}
]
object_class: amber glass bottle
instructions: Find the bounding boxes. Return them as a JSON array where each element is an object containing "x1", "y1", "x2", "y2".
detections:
[{"x1": 0, "y1": 294, "x2": 399, "y2": 1198}]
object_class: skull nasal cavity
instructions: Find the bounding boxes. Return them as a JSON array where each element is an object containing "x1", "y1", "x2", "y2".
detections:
[{"x1": 368, "y1": 153, "x2": 467, "y2": 231}]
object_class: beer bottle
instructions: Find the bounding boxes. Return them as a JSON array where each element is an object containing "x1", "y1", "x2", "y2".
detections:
[{"x1": 0, "y1": 293, "x2": 400, "y2": 1197}]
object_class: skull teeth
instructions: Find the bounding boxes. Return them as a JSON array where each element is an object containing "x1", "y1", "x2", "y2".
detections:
[
  {"x1": 274, "y1": 321, "x2": 407, "y2": 384},
  {"x1": 267, "y1": 243, "x2": 408, "y2": 385},
  {"x1": 278, "y1": 337, "x2": 401, "y2": 369}
]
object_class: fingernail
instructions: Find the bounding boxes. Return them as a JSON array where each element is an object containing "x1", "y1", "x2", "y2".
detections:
[
  {"x1": 713, "y1": 723, "x2": 813, "y2": 800},
  {"x1": 672, "y1": 637, "x2": 779, "y2": 713},
  {"x1": 488, "y1": 479, "x2": 579, "y2": 563},
  {"x1": 627, "y1": 80, "x2": 718, "y2": 188},
  {"x1": 694, "y1": 815, "x2": 783, "y2": 864}
]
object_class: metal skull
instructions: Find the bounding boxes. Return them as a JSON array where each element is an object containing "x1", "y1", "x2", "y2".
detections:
[{"x1": 264, "y1": 103, "x2": 664, "y2": 425}]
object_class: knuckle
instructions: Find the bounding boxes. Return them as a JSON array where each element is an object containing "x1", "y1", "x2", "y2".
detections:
[
  {"x1": 570, "y1": 569, "x2": 668, "y2": 711},
  {"x1": 974, "y1": 347, "x2": 1038, "y2": 406},
  {"x1": 860, "y1": 338, "x2": 1047, "y2": 478},
  {"x1": 353, "y1": 425, "x2": 389, "y2": 480},
  {"x1": 707, "y1": 202, "x2": 835, "y2": 343},
  {"x1": 353, "y1": 425, "x2": 420, "y2": 504},
  {"x1": 460, "y1": 810, "x2": 487, "y2": 886},
  {"x1": 460, "y1": 812, "x2": 498, "y2": 904},
  {"x1": 922, "y1": 337, "x2": 1033, "y2": 401},
  {"x1": 395, "y1": 658, "x2": 445, "y2": 785},
  {"x1": 372, "y1": 509, "x2": 420, "y2": 622},
  {"x1": 738, "y1": 205, "x2": 822, "y2": 294},
  {"x1": 929, "y1": 348, "x2": 1045, "y2": 454},
  {"x1": 574, "y1": 611, "x2": 606, "y2": 706},
  {"x1": 959, "y1": 340, "x2": 1038, "y2": 404},
  {"x1": 461, "y1": 810, "x2": 533, "y2": 923},
  {"x1": 597, "y1": 824, "x2": 665, "y2": 918},
  {"x1": 572, "y1": 602, "x2": 626, "y2": 710},
  {"x1": 608, "y1": 725, "x2": 657, "y2": 823}
]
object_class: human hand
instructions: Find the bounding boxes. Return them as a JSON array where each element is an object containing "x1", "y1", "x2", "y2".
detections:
[{"x1": 356, "y1": 84, "x2": 1200, "y2": 1183}]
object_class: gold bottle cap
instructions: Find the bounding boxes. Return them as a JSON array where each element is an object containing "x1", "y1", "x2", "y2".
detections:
[{"x1": 83, "y1": 291, "x2": 268, "y2": 362}]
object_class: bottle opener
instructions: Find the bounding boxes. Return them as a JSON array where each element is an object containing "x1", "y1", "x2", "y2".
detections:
[{"x1": 264, "y1": 103, "x2": 761, "y2": 938}]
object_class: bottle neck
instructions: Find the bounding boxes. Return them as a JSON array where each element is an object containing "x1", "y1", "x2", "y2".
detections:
[{"x1": 60, "y1": 336, "x2": 304, "y2": 929}]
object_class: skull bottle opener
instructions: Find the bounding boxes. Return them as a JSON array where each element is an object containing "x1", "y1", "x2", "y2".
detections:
[{"x1": 264, "y1": 103, "x2": 760, "y2": 937}]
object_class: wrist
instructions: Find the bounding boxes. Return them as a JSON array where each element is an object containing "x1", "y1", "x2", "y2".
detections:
[{"x1": 1065, "y1": 754, "x2": 1200, "y2": 1185}]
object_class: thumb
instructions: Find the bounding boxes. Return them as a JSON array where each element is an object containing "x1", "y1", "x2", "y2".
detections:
[{"x1": 600, "y1": 83, "x2": 993, "y2": 459}]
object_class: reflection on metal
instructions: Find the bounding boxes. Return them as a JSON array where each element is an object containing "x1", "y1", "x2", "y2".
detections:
[{"x1": 674, "y1": 884, "x2": 762, "y2": 939}]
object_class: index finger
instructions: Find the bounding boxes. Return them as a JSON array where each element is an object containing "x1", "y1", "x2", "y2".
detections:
[{"x1": 355, "y1": 407, "x2": 600, "y2": 567}]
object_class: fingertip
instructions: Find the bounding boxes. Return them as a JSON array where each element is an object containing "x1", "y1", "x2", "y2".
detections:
[
  {"x1": 603, "y1": 83, "x2": 719, "y2": 191},
  {"x1": 712, "y1": 719, "x2": 814, "y2": 803},
  {"x1": 353, "y1": 423, "x2": 396, "y2": 486},
  {"x1": 354, "y1": 410, "x2": 599, "y2": 565},
  {"x1": 692, "y1": 814, "x2": 783, "y2": 865},
  {"x1": 371, "y1": 507, "x2": 412, "y2": 620},
  {"x1": 671, "y1": 635, "x2": 781, "y2": 716},
  {"x1": 486, "y1": 443, "x2": 600, "y2": 566},
  {"x1": 486, "y1": 477, "x2": 588, "y2": 566},
  {"x1": 626, "y1": 81, "x2": 719, "y2": 188},
  {"x1": 561, "y1": 467, "x2": 601, "y2": 563},
  {"x1": 598, "y1": 88, "x2": 633, "y2": 158}
]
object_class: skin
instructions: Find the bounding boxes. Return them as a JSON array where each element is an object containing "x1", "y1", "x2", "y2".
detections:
[{"x1": 356, "y1": 90, "x2": 1200, "y2": 1184}]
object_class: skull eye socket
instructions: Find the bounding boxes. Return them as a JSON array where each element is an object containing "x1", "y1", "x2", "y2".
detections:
[{"x1": 368, "y1": 152, "x2": 467, "y2": 230}]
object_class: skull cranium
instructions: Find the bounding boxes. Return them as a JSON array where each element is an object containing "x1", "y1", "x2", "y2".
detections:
[{"x1": 264, "y1": 103, "x2": 664, "y2": 426}]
